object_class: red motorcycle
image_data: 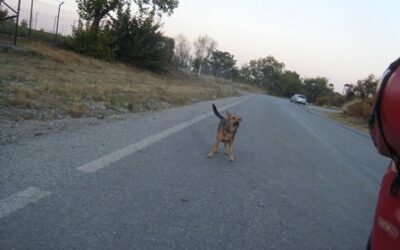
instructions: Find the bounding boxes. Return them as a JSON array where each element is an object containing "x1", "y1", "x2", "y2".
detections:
[{"x1": 368, "y1": 57, "x2": 400, "y2": 249}]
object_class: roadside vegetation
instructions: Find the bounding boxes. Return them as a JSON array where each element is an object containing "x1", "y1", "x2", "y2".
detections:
[
  {"x1": 0, "y1": 0, "x2": 377, "y2": 129},
  {"x1": 0, "y1": 1, "x2": 262, "y2": 122},
  {"x1": 0, "y1": 38, "x2": 261, "y2": 121},
  {"x1": 326, "y1": 76, "x2": 377, "y2": 131}
]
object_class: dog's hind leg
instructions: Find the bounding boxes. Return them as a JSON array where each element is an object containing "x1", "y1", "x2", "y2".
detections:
[{"x1": 227, "y1": 142, "x2": 235, "y2": 161}]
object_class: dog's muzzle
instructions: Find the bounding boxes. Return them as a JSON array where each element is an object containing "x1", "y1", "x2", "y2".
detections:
[{"x1": 233, "y1": 122, "x2": 239, "y2": 127}]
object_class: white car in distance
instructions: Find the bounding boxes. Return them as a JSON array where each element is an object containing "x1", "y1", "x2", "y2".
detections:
[{"x1": 290, "y1": 94, "x2": 307, "y2": 105}]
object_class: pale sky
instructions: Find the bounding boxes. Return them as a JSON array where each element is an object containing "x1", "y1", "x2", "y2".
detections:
[
  {"x1": 8, "y1": 0, "x2": 400, "y2": 92},
  {"x1": 162, "y1": 0, "x2": 400, "y2": 91}
]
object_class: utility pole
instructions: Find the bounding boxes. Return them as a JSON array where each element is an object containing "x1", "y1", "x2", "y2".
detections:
[
  {"x1": 53, "y1": 15, "x2": 57, "y2": 33},
  {"x1": 28, "y1": 0, "x2": 33, "y2": 36},
  {"x1": 54, "y1": 1, "x2": 64, "y2": 43},
  {"x1": 13, "y1": 0, "x2": 21, "y2": 45},
  {"x1": 34, "y1": 12, "x2": 38, "y2": 30}
]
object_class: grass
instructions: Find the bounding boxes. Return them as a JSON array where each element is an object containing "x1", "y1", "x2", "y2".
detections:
[
  {"x1": 327, "y1": 98, "x2": 373, "y2": 132},
  {"x1": 0, "y1": 37, "x2": 263, "y2": 121},
  {"x1": 320, "y1": 97, "x2": 374, "y2": 133},
  {"x1": 325, "y1": 112, "x2": 369, "y2": 132}
]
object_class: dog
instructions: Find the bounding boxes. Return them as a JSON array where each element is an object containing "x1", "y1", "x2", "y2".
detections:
[{"x1": 207, "y1": 104, "x2": 242, "y2": 161}]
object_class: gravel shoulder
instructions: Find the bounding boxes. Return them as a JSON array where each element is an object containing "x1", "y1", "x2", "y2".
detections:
[{"x1": 0, "y1": 113, "x2": 126, "y2": 145}]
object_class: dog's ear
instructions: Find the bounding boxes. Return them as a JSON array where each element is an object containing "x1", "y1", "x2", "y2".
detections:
[{"x1": 226, "y1": 111, "x2": 232, "y2": 118}]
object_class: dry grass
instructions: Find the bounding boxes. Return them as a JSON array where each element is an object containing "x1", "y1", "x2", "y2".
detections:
[
  {"x1": 68, "y1": 103, "x2": 88, "y2": 118},
  {"x1": 324, "y1": 98, "x2": 374, "y2": 132},
  {"x1": 0, "y1": 39, "x2": 263, "y2": 121},
  {"x1": 343, "y1": 98, "x2": 374, "y2": 120},
  {"x1": 325, "y1": 112, "x2": 369, "y2": 132}
]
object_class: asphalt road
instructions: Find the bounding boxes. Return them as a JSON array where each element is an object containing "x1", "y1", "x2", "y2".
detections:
[{"x1": 0, "y1": 95, "x2": 389, "y2": 249}]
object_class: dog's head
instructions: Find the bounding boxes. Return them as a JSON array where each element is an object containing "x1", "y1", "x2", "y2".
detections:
[{"x1": 226, "y1": 111, "x2": 242, "y2": 131}]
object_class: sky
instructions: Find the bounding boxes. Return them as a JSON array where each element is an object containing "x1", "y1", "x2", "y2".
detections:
[
  {"x1": 161, "y1": 0, "x2": 400, "y2": 91},
  {"x1": 7, "y1": 0, "x2": 400, "y2": 92}
]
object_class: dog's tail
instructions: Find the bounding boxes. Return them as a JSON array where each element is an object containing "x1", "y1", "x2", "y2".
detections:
[{"x1": 212, "y1": 104, "x2": 226, "y2": 121}]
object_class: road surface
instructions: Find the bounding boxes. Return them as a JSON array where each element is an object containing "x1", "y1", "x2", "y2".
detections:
[{"x1": 0, "y1": 95, "x2": 389, "y2": 249}]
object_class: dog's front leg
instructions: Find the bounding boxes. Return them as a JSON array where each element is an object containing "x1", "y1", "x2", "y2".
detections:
[{"x1": 207, "y1": 139, "x2": 220, "y2": 158}]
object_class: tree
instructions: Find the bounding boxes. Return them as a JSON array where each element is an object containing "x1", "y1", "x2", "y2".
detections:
[
  {"x1": 173, "y1": 34, "x2": 191, "y2": 68},
  {"x1": 134, "y1": 0, "x2": 179, "y2": 15},
  {"x1": 20, "y1": 19, "x2": 28, "y2": 28},
  {"x1": 257, "y1": 56, "x2": 284, "y2": 90},
  {"x1": 343, "y1": 75, "x2": 378, "y2": 100},
  {"x1": 238, "y1": 63, "x2": 250, "y2": 81},
  {"x1": 77, "y1": 0, "x2": 122, "y2": 32},
  {"x1": 239, "y1": 56, "x2": 285, "y2": 92},
  {"x1": 193, "y1": 34, "x2": 217, "y2": 76},
  {"x1": 344, "y1": 83, "x2": 355, "y2": 99},
  {"x1": 71, "y1": 21, "x2": 117, "y2": 59},
  {"x1": 77, "y1": 0, "x2": 179, "y2": 32},
  {"x1": 354, "y1": 74, "x2": 378, "y2": 99},
  {"x1": 111, "y1": 5, "x2": 174, "y2": 71},
  {"x1": 278, "y1": 70, "x2": 303, "y2": 97},
  {"x1": 71, "y1": 3, "x2": 175, "y2": 71},
  {"x1": 0, "y1": 7, "x2": 8, "y2": 20},
  {"x1": 303, "y1": 77, "x2": 330, "y2": 103},
  {"x1": 208, "y1": 50, "x2": 237, "y2": 79}
]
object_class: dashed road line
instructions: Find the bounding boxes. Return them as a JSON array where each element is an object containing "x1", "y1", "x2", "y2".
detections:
[{"x1": 0, "y1": 187, "x2": 51, "y2": 220}]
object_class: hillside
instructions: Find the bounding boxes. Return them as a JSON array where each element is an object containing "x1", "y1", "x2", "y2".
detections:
[{"x1": 0, "y1": 38, "x2": 261, "y2": 122}]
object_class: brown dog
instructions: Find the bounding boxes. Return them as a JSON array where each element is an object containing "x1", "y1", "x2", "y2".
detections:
[{"x1": 207, "y1": 104, "x2": 242, "y2": 161}]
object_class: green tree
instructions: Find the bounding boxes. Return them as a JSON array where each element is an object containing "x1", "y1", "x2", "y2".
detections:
[
  {"x1": 354, "y1": 74, "x2": 378, "y2": 99},
  {"x1": 209, "y1": 50, "x2": 237, "y2": 79},
  {"x1": 238, "y1": 63, "x2": 252, "y2": 82},
  {"x1": 76, "y1": 0, "x2": 179, "y2": 32},
  {"x1": 344, "y1": 83, "x2": 355, "y2": 99},
  {"x1": 111, "y1": 6, "x2": 174, "y2": 71},
  {"x1": 77, "y1": 0, "x2": 122, "y2": 32},
  {"x1": 0, "y1": 7, "x2": 8, "y2": 20},
  {"x1": 278, "y1": 70, "x2": 303, "y2": 97},
  {"x1": 303, "y1": 77, "x2": 330, "y2": 103},
  {"x1": 20, "y1": 19, "x2": 28, "y2": 28},
  {"x1": 71, "y1": 21, "x2": 117, "y2": 59},
  {"x1": 239, "y1": 56, "x2": 285, "y2": 92}
]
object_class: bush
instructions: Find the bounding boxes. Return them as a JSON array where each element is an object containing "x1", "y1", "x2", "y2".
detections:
[
  {"x1": 69, "y1": 10, "x2": 174, "y2": 71},
  {"x1": 112, "y1": 8, "x2": 174, "y2": 71},
  {"x1": 343, "y1": 98, "x2": 374, "y2": 119},
  {"x1": 70, "y1": 24, "x2": 116, "y2": 60},
  {"x1": 314, "y1": 94, "x2": 346, "y2": 107}
]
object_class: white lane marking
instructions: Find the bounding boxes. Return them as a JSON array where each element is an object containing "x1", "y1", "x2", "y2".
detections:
[
  {"x1": 77, "y1": 97, "x2": 252, "y2": 173},
  {"x1": 0, "y1": 187, "x2": 51, "y2": 220}
]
